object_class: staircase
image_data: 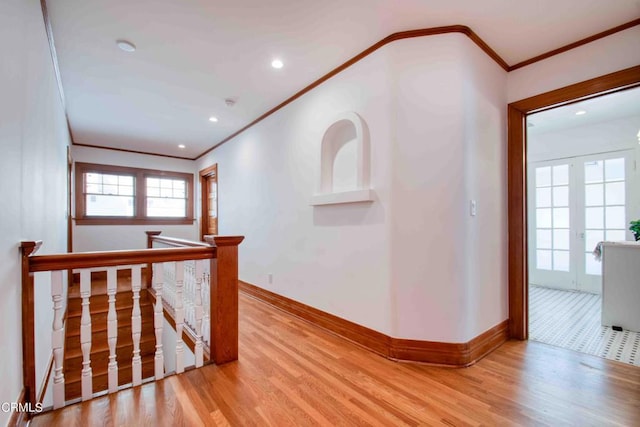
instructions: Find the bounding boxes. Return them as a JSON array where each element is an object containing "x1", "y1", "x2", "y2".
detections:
[{"x1": 64, "y1": 269, "x2": 156, "y2": 400}]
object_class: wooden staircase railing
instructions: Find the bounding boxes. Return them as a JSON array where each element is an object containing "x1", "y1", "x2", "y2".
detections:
[{"x1": 20, "y1": 233, "x2": 243, "y2": 416}]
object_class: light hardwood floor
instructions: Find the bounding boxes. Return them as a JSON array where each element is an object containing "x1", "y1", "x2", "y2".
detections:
[{"x1": 31, "y1": 293, "x2": 640, "y2": 426}]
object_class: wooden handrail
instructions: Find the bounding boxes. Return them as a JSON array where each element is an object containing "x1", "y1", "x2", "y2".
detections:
[{"x1": 27, "y1": 246, "x2": 216, "y2": 272}]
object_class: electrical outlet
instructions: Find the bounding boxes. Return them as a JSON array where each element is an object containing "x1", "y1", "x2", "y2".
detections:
[
  {"x1": 470, "y1": 200, "x2": 477, "y2": 217},
  {"x1": 268, "y1": 273, "x2": 273, "y2": 284}
]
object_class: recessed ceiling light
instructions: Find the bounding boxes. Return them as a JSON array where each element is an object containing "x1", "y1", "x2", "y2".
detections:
[
  {"x1": 116, "y1": 40, "x2": 136, "y2": 52},
  {"x1": 209, "y1": 116, "x2": 218, "y2": 123},
  {"x1": 178, "y1": 144, "x2": 185, "y2": 149},
  {"x1": 271, "y1": 59, "x2": 284, "y2": 69},
  {"x1": 575, "y1": 110, "x2": 587, "y2": 116}
]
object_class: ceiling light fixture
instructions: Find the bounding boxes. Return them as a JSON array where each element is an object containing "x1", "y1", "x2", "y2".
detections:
[
  {"x1": 116, "y1": 40, "x2": 136, "y2": 52},
  {"x1": 575, "y1": 110, "x2": 587, "y2": 116},
  {"x1": 209, "y1": 116, "x2": 218, "y2": 123},
  {"x1": 271, "y1": 59, "x2": 284, "y2": 69},
  {"x1": 178, "y1": 144, "x2": 186, "y2": 149}
]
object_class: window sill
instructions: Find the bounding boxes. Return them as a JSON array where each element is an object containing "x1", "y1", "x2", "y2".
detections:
[
  {"x1": 75, "y1": 217, "x2": 195, "y2": 226},
  {"x1": 310, "y1": 189, "x2": 374, "y2": 206}
]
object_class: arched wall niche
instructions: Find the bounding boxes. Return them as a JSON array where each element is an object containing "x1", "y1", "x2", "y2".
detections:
[{"x1": 311, "y1": 112, "x2": 374, "y2": 206}]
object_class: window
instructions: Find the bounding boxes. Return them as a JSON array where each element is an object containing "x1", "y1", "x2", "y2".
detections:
[{"x1": 75, "y1": 162, "x2": 194, "y2": 225}]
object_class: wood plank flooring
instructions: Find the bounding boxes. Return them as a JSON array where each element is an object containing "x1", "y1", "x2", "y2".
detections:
[{"x1": 32, "y1": 293, "x2": 640, "y2": 426}]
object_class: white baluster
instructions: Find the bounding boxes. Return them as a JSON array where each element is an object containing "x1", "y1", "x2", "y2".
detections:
[
  {"x1": 194, "y1": 260, "x2": 204, "y2": 367},
  {"x1": 79, "y1": 269, "x2": 93, "y2": 401},
  {"x1": 163, "y1": 262, "x2": 176, "y2": 310},
  {"x1": 153, "y1": 263, "x2": 165, "y2": 379},
  {"x1": 51, "y1": 270, "x2": 65, "y2": 409},
  {"x1": 187, "y1": 261, "x2": 195, "y2": 330},
  {"x1": 131, "y1": 265, "x2": 142, "y2": 386},
  {"x1": 106, "y1": 267, "x2": 118, "y2": 393},
  {"x1": 174, "y1": 262, "x2": 185, "y2": 373},
  {"x1": 203, "y1": 271, "x2": 211, "y2": 347}
]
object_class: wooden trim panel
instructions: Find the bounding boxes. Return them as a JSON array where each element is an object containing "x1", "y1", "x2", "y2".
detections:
[
  {"x1": 507, "y1": 65, "x2": 640, "y2": 339},
  {"x1": 508, "y1": 18, "x2": 640, "y2": 71},
  {"x1": 239, "y1": 281, "x2": 508, "y2": 367}
]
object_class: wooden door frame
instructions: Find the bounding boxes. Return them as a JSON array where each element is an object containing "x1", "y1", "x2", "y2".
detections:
[
  {"x1": 508, "y1": 65, "x2": 640, "y2": 340},
  {"x1": 199, "y1": 164, "x2": 218, "y2": 241}
]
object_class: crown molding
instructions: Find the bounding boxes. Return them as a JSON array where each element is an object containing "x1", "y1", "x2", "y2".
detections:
[
  {"x1": 196, "y1": 19, "x2": 640, "y2": 159},
  {"x1": 195, "y1": 25, "x2": 509, "y2": 159},
  {"x1": 38, "y1": 3, "x2": 639, "y2": 161},
  {"x1": 508, "y1": 18, "x2": 640, "y2": 71}
]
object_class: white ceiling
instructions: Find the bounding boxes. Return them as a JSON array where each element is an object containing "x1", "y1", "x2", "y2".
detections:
[
  {"x1": 47, "y1": 0, "x2": 640, "y2": 158},
  {"x1": 528, "y1": 86, "x2": 640, "y2": 135}
]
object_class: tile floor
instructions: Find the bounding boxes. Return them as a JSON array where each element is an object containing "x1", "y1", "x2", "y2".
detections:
[{"x1": 529, "y1": 284, "x2": 639, "y2": 367}]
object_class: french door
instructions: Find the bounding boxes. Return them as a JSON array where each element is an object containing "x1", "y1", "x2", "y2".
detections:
[{"x1": 528, "y1": 150, "x2": 635, "y2": 293}]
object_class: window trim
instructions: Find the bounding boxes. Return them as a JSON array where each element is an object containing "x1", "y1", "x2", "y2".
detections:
[{"x1": 74, "y1": 162, "x2": 195, "y2": 225}]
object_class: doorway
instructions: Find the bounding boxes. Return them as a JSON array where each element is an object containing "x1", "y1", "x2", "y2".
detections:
[
  {"x1": 200, "y1": 164, "x2": 218, "y2": 240},
  {"x1": 507, "y1": 65, "x2": 640, "y2": 340},
  {"x1": 508, "y1": 66, "x2": 640, "y2": 366}
]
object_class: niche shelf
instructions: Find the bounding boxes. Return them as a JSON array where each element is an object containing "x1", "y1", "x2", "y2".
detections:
[{"x1": 310, "y1": 112, "x2": 374, "y2": 206}]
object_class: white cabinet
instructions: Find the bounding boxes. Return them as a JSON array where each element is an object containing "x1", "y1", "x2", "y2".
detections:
[{"x1": 601, "y1": 241, "x2": 640, "y2": 332}]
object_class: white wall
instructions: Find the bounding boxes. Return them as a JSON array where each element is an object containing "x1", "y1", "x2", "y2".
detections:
[
  {"x1": 198, "y1": 42, "x2": 395, "y2": 335},
  {"x1": 71, "y1": 145, "x2": 198, "y2": 251},
  {"x1": 508, "y1": 26, "x2": 640, "y2": 103},
  {"x1": 0, "y1": 0, "x2": 70, "y2": 424},
  {"x1": 197, "y1": 33, "x2": 509, "y2": 342},
  {"x1": 388, "y1": 35, "x2": 508, "y2": 342}
]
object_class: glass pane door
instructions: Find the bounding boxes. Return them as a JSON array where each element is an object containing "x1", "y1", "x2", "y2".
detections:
[
  {"x1": 577, "y1": 151, "x2": 633, "y2": 293},
  {"x1": 528, "y1": 161, "x2": 574, "y2": 290}
]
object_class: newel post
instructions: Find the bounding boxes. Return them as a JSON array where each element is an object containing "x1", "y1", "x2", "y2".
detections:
[
  {"x1": 20, "y1": 241, "x2": 43, "y2": 407},
  {"x1": 204, "y1": 235, "x2": 244, "y2": 364},
  {"x1": 145, "y1": 231, "x2": 161, "y2": 288}
]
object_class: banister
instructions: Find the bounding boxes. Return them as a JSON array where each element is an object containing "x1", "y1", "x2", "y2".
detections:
[
  {"x1": 27, "y1": 246, "x2": 216, "y2": 272},
  {"x1": 20, "y1": 232, "x2": 243, "y2": 411}
]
